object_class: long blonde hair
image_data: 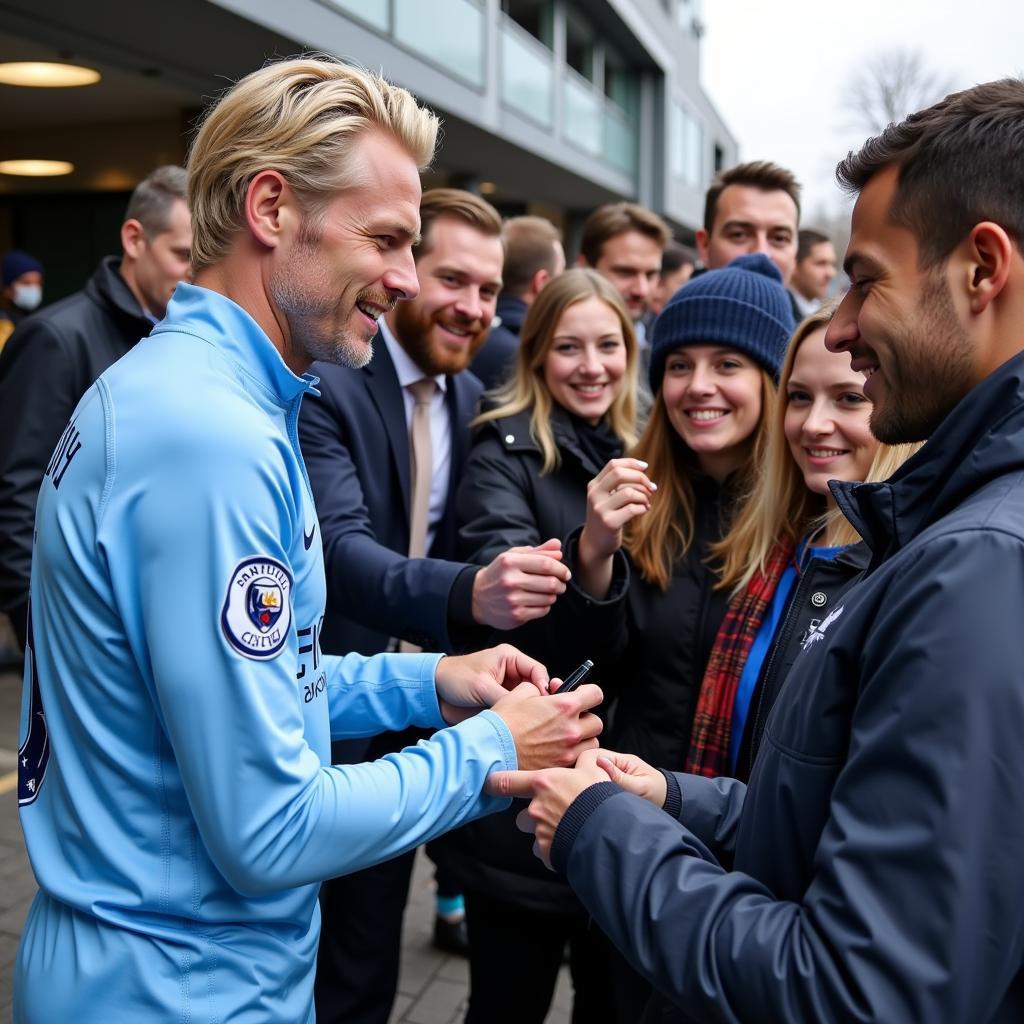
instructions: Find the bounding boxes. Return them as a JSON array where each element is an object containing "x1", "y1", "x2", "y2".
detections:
[
  {"x1": 472, "y1": 268, "x2": 638, "y2": 472},
  {"x1": 625, "y1": 365, "x2": 778, "y2": 591},
  {"x1": 713, "y1": 304, "x2": 919, "y2": 594}
]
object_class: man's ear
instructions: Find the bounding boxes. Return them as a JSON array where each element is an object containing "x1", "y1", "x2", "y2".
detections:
[
  {"x1": 121, "y1": 219, "x2": 145, "y2": 260},
  {"x1": 244, "y1": 170, "x2": 296, "y2": 251},
  {"x1": 964, "y1": 221, "x2": 1013, "y2": 316},
  {"x1": 695, "y1": 228, "x2": 710, "y2": 265},
  {"x1": 530, "y1": 268, "x2": 551, "y2": 299}
]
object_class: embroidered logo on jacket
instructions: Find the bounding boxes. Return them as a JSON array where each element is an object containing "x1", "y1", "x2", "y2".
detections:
[
  {"x1": 222, "y1": 557, "x2": 293, "y2": 659},
  {"x1": 801, "y1": 605, "x2": 844, "y2": 651}
]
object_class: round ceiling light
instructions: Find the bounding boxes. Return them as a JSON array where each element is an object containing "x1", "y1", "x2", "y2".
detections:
[
  {"x1": 0, "y1": 62, "x2": 101, "y2": 87},
  {"x1": 0, "y1": 159, "x2": 75, "y2": 177}
]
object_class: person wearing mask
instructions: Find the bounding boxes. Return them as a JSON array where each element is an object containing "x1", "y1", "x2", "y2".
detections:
[
  {"x1": 0, "y1": 250, "x2": 44, "y2": 351},
  {"x1": 687, "y1": 304, "x2": 917, "y2": 785},
  {"x1": 0, "y1": 165, "x2": 192, "y2": 649},
  {"x1": 454, "y1": 268, "x2": 639, "y2": 1024}
]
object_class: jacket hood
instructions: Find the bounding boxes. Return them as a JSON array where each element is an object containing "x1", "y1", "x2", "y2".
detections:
[{"x1": 832, "y1": 349, "x2": 1024, "y2": 563}]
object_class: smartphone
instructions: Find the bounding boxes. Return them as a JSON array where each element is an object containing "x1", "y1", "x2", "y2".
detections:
[{"x1": 555, "y1": 659, "x2": 594, "y2": 694}]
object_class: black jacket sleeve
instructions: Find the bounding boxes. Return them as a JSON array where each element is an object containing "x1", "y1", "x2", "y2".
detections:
[
  {"x1": 0, "y1": 320, "x2": 87, "y2": 644},
  {"x1": 555, "y1": 530, "x2": 1024, "y2": 1022}
]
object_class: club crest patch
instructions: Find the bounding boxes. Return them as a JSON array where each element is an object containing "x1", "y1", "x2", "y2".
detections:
[{"x1": 221, "y1": 557, "x2": 293, "y2": 659}]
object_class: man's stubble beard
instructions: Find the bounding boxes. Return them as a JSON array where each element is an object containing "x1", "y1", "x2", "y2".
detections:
[
  {"x1": 270, "y1": 238, "x2": 372, "y2": 370},
  {"x1": 869, "y1": 271, "x2": 974, "y2": 445},
  {"x1": 391, "y1": 300, "x2": 487, "y2": 377}
]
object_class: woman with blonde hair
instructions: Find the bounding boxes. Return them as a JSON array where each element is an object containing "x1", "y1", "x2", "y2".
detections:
[
  {"x1": 685, "y1": 302, "x2": 919, "y2": 783},
  {"x1": 453, "y1": 266, "x2": 638, "y2": 1024}
]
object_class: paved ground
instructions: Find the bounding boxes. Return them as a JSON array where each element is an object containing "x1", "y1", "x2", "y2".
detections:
[{"x1": 0, "y1": 661, "x2": 572, "y2": 1023}]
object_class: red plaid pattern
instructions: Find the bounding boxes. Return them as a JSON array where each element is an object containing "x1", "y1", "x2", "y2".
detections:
[{"x1": 685, "y1": 540, "x2": 795, "y2": 778}]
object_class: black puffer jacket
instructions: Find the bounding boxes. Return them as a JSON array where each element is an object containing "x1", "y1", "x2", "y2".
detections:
[
  {"x1": 452, "y1": 404, "x2": 627, "y2": 911},
  {"x1": 0, "y1": 257, "x2": 154, "y2": 646}
]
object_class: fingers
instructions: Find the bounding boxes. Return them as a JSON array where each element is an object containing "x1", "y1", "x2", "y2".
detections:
[
  {"x1": 502, "y1": 554, "x2": 572, "y2": 585},
  {"x1": 596, "y1": 755, "x2": 624, "y2": 783},
  {"x1": 495, "y1": 644, "x2": 550, "y2": 694},
  {"x1": 556, "y1": 682, "x2": 604, "y2": 715},
  {"x1": 485, "y1": 769, "x2": 538, "y2": 799}
]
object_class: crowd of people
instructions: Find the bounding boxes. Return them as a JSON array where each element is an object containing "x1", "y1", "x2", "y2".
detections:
[{"x1": 1, "y1": 54, "x2": 1023, "y2": 1024}]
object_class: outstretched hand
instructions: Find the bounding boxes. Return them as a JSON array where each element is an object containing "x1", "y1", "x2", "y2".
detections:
[
  {"x1": 472, "y1": 538, "x2": 571, "y2": 630},
  {"x1": 485, "y1": 749, "x2": 610, "y2": 868},
  {"x1": 435, "y1": 644, "x2": 550, "y2": 724}
]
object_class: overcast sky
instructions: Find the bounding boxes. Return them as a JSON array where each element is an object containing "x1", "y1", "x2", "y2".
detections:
[{"x1": 701, "y1": 0, "x2": 1024, "y2": 222}]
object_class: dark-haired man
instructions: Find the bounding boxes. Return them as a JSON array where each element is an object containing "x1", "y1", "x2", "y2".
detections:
[
  {"x1": 299, "y1": 188, "x2": 573, "y2": 1024},
  {"x1": 790, "y1": 228, "x2": 837, "y2": 316},
  {"x1": 471, "y1": 214, "x2": 564, "y2": 390},
  {"x1": 697, "y1": 160, "x2": 801, "y2": 288},
  {"x1": 493, "y1": 78, "x2": 1024, "y2": 1022},
  {"x1": 0, "y1": 165, "x2": 192, "y2": 649}
]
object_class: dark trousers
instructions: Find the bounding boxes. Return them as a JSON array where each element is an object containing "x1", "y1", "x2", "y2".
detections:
[{"x1": 463, "y1": 889, "x2": 617, "y2": 1024}]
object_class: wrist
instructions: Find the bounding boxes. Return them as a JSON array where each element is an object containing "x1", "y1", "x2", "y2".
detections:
[{"x1": 578, "y1": 527, "x2": 611, "y2": 568}]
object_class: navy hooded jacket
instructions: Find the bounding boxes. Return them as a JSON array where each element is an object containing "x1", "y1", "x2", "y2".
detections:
[{"x1": 552, "y1": 350, "x2": 1024, "y2": 1022}]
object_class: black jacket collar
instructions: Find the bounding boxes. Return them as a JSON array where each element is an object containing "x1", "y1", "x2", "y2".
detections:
[
  {"x1": 833, "y1": 350, "x2": 1024, "y2": 565},
  {"x1": 495, "y1": 295, "x2": 528, "y2": 336}
]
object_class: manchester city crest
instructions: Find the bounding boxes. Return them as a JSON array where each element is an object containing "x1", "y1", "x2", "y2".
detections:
[{"x1": 221, "y1": 556, "x2": 293, "y2": 659}]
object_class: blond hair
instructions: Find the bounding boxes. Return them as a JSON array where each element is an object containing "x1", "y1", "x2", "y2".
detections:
[
  {"x1": 473, "y1": 268, "x2": 638, "y2": 473},
  {"x1": 187, "y1": 56, "x2": 439, "y2": 271},
  {"x1": 713, "y1": 304, "x2": 919, "y2": 594},
  {"x1": 625, "y1": 369, "x2": 777, "y2": 591}
]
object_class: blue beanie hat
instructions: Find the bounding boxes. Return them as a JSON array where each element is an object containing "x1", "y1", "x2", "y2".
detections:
[
  {"x1": 2, "y1": 250, "x2": 43, "y2": 287},
  {"x1": 648, "y1": 253, "x2": 795, "y2": 393}
]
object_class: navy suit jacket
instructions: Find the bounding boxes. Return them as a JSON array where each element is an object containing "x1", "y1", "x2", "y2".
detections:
[{"x1": 299, "y1": 339, "x2": 483, "y2": 661}]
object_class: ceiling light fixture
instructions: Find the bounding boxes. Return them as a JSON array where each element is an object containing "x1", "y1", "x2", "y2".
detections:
[
  {"x1": 0, "y1": 61, "x2": 101, "y2": 88},
  {"x1": 0, "y1": 159, "x2": 75, "y2": 177}
]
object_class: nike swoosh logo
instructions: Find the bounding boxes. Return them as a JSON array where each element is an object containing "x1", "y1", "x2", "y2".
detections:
[{"x1": 303, "y1": 524, "x2": 316, "y2": 550}]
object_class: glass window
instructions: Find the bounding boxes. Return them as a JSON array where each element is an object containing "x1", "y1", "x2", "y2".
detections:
[
  {"x1": 395, "y1": 0, "x2": 485, "y2": 87},
  {"x1": 322, "y1": 0, "x2": 389, "y2": 31},
  {"x1": 671, "y1": 100, "x2": 704, "y2": 187},
  {"x1": 500, "y1": 17, "x2": 553, "y2": 126},
  {"x1": 564, "y1": 74, "x2": 602, "y2": 155},
  {"x1": 603, "y1": 46, "x2": 635, "y2": 113},
  {"x1": 501, "y1": 0, "x2": 553, "y2": 48},
  {"x1": 565, "y1": 13, "x2": 594, "y2": 82}
]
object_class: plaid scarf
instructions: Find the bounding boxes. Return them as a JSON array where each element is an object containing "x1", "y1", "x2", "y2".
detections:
[{"x1": 684, "y1": 539, "x2": 795, "y2": 778}]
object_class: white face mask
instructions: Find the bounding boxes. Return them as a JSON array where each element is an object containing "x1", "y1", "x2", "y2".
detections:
[{"x1": 12, "y1": 283, "x2": 42, "y2": 312}]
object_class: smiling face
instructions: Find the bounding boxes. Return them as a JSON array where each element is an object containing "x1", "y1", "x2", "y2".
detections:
[
  {"x1": 698, "y1": 184, "x2": 799, "y2": 284},
  {"x1": 825, "y1": 165, "x2": 976, "y2": 444},
  {"x1": 389, "y1": 215, "x2": 504, "y2": 376},
  {"x1": 542, "y1": 296, "x2": 628, "y2": 424},
  {"x1": 270, "y1": 128, "x2": 423, "y2": 369},
  {"x1": 591, "y1": 230, "x2": 664, "y2": 318},
  {"x1": 661, "y1": 344, "x2": 764, "y2": 481},
  {"x1": 784, "y1": 327, "x2": 877, "y2": 499}
]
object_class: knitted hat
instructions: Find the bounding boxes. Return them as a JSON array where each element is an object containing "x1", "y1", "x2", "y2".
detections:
[
  {"x1": 648, "y1": 253, "x2": 795, "y2": 392},
  {"x1": 2, "y1": 250, "x2": 43, "y2": 287}
]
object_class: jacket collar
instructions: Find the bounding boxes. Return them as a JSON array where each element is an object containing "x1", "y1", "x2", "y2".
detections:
[
  {"x1": 832, "y1": 350, "x2": 1024, "y2": 564},
  {"x1": 152, "y1": 283, "x2": 317, "y2": 406},
  {"x1": 496, "y1": 294, "x2": 528, "y2": 335},
  {"x1": 86, "y1": 256, "x2": 154, "y2": 336},
  {"x1": 483, "y1": 403, "x2": 605, "y2": 475}
]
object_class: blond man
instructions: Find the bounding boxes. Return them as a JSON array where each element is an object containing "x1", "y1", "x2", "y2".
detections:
[{"x1": 14, "y1": 58, "x2": 602, "y2": 1023}]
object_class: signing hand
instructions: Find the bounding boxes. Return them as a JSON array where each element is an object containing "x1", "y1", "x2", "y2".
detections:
[
  {"x1": 472, "y1": 538, "x2": 571, "y2": 630},
  {"x1": 490, "y1": 681, "x2": 603, "y2": 770},
  {"x1": 435, "y1": 644, "x2": 550, "y2": 725},
  {"x1": 485, "y1": 749, "x2": 610, "y2": 868},
  {"x1": 594, "y1": 749, "x2": 667, "y2": 808},
  {"x1": 576, "y1": 459, "x2": 656, "y2": 598}
]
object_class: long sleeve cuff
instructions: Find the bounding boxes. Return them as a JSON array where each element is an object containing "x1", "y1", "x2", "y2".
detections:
[
  {"x1": 660, "y1": 768, "x2": 682, "y2": 819},
  {"x1": 551, "y1": 780, "x2": 622, "y2": 873}
]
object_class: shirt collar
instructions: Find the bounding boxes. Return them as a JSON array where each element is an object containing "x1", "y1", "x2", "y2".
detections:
[
  {"x1": 153, "y1": 283, "x2": 318, "y2": 404},
  {"x1": 379, "y1": 318, "x2": 447, "y2": 395}
]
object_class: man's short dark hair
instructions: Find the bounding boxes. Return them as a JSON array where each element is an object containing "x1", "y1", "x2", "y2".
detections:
[
  {"x1": 125, "y1": 165, "x2": 188, "y2": 236},
  {"x1": 578, "y1": 202, "x2": 671, "y2": 267},
  {"x1": 836, "y1": 78, "x2": 1024, "y2": 268},
  {"x1": 501, "y1": 215, "x2": 562, "y2": 296},
  {"x1": 703, "y1": 161, "x2": 802, "y2": 234},
  {"x1": 661, "y1": 239, "x2": 696, "y2": 278},
  {"x1": 414, "y1": 187, "x2": 502, "y2": 260},
  {"x1": 797, "y1": 228, "x2": 831, "y2": 263}
]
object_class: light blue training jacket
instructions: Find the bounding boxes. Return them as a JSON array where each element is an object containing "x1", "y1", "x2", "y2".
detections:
[{"x1": 15, "y1": 283, "x2": 517, "y2": 1023}]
